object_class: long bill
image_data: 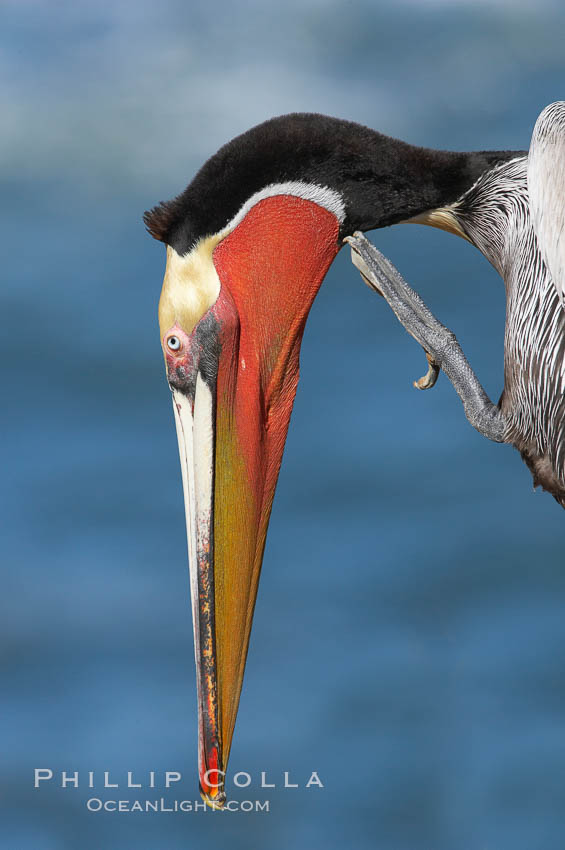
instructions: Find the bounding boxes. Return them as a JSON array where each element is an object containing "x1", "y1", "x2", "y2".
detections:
[
  {"x1": 164, "y1": 194, "x2": 342, "y2": 808},
  {"x1": 169, "y1": 307, "x2": 292, "y2": 809},
  {"x1": 167, "y1": 280, "x2": 290, "y2": 810},
  {"x1": 169, "y1": 296, "x2": 301, "y2": 808},
  {"x1": 172, "y1": 379, "x2": 223, "y2": 807}
]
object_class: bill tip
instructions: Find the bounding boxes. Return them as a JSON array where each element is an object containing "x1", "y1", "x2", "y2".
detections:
[{"x1": 199, "y1": 784, "x2": 227, "y2": 810}]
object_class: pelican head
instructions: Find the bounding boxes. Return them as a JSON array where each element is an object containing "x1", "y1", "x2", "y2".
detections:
[
  {"x1": 144, "y1": 112, "x2": 519, "y2": 806},
  {"x1": 154, "y1": 190, "x2": 341, "y2": 807}
]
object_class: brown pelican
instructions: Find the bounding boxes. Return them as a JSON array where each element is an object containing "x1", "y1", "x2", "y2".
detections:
[
  {"x1": 347, "y1": 101, "x2": 565, "y2": 508},
  {"x1": 144, "y1": 113, "x2": 524, "y2": 806}
]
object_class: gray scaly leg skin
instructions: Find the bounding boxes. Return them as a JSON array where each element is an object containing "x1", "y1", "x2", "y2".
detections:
[
  {"x1": 345, "y1": 232, "x2": 507, "y2": 444},
  {"x1": 350, "y1": 244, "x2": 441, "y2": 389}
]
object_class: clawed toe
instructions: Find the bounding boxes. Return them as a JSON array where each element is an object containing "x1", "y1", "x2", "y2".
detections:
[{"x1": 414, "y1": 352, "x2": 440, "y2": 390}]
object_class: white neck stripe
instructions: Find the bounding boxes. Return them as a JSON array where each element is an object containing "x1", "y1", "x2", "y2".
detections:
[{"x1": 222, "y1": 181, "x2": 346, "y2": 236}]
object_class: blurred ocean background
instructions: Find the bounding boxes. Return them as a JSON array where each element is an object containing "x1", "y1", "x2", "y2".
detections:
[{"x1": 3, "y1": 1, "x2": 565, "y2": 848}]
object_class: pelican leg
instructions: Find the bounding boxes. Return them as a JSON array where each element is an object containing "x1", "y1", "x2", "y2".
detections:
[{"x1": 345, "y1": 232, "x2": 507, "y2": 444}]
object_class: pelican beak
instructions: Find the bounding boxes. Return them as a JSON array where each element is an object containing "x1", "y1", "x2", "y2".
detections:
[
  {"x1": 166, "y1": 333, "x2": 221, "y2": 809},
  {"x1": 164, "y1": 299, "x2": 239, "y2": 810},
  {"x1": 160, "y1": 195, "x2": 341, "y2": 807},
  {"x1": 165, "y1": 290, "x2": 301, "y2": 809}
]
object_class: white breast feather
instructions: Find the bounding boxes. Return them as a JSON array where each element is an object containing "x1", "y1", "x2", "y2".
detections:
[{"x1": 528, "y1": 101, "x2": 565, "y2": 309}]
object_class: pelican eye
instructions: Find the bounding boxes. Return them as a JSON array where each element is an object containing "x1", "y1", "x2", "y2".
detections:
[{"x1": 167, "y1": 336, "x2": 181, "y2": 351}]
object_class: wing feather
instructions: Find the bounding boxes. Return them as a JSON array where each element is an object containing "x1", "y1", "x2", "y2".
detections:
[{"x1": 528, "y1": 101, "x2": 565, "y2": 307}]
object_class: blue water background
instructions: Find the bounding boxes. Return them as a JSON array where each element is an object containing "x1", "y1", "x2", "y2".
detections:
[{"x1": 2, "y1": 2, "x2": 565, "y2": 848}]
